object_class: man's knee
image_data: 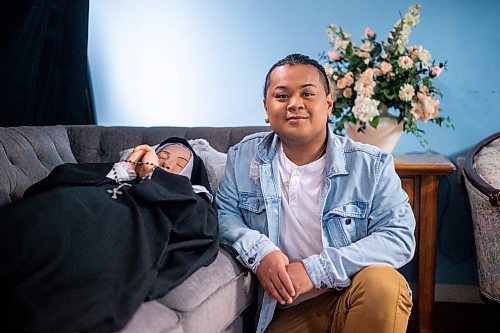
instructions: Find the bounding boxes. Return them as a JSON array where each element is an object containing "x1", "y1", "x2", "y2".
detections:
[
  {"x1": 336, "y1": 266, "x2": 413, "y2": 332},
  {"x1": 351, "y1": 265, "x2": 411, "y2": 302}
]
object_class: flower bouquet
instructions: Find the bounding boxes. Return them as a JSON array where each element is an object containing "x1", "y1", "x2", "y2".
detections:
[{"x1": 322, "y1": 4, "x2": 453, "y2": 149}]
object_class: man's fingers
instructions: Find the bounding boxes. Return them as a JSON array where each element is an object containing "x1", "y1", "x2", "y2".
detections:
[
  {"x1": 278, "y1": 270, "x2": 296, "y2": 299},
  {"x1": 264, "y1": 282, "x2": 286, "y2": 305},
  {"x1": 271, "y1": 275, "x2": 293, "y2": 304}
]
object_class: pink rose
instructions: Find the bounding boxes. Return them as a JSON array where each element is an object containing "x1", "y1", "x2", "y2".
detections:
[
  {"x1": 364, "y1": 27, "x2": 375, "y2": 39},
  {"x1": 328, "y1": 50, "x2": 341, "y2": 61},
  {"x1": 431, "y1": 65, "x2": 443, "y2": 78}
]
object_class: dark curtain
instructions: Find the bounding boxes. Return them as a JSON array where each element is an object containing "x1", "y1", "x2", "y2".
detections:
[{"x1": 0, "y1": 0, "x2": 95, "y2": 126}]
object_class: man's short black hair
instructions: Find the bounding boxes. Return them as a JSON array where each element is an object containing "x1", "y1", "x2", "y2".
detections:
[{"x1": 263, "y1": 53, "x2": 331, "y2": 98}]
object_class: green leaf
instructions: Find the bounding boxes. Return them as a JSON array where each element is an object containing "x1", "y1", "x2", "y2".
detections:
[
  {"x1": 349, "y1": 56, "x2": 365, "y2": 72},
  {"x1": 369, "y1": 116, "x2": 380, "y2": 128},
  {"x1": 346, "y1": 42, "x2": 353, "y2": 57},
  {"x1": 371, "y1": 43, "x2": 382, "y2": 58}
]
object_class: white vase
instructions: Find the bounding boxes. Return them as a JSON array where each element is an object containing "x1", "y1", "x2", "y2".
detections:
[{"x1": 344, "y1": 107, "x2": 404, "y2": 153}]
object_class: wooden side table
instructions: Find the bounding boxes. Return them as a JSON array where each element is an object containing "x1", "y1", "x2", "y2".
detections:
[{"x1": 394, "y1": 154, "x2": 455, "y2": 333}]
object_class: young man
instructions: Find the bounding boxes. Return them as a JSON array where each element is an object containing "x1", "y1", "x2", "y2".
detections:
[{"x1": 216, "y1": 54, "x2": 415, "y2": 333}]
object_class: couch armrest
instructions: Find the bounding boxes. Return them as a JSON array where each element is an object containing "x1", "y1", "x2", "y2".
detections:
[
  {"x1": 157, "y1": 247, "x2": 256, "y2": 333},
  {"x1": 0, "y1": 126, "x2": 76, "y2": 206},
  {"x1": 159, "y1": 247, "x2": 254, "y2": 311}
]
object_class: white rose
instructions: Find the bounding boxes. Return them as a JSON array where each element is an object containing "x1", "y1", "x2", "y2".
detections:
[
  {"x1": 352, "y1": 96, "x2": 380, "y2": 122},
  {"x1": 354, "y1": 77, "x2": 376, "y2": 98},
  {"x1": 334, "y1": 39, "x2": 350, "y2": 50},
  {"x1": 416, "y1": 47, "x2": 432, "y2": 68}
]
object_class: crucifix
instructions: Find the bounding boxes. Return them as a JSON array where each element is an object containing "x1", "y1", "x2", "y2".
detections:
[{"x1": 107, "y1": 183, "x2": 132, "y2": 199}]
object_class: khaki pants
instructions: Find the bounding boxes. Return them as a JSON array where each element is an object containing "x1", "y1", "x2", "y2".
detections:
[{"x1": 265, "y1": 265, "x2": 412, "y2": 333}]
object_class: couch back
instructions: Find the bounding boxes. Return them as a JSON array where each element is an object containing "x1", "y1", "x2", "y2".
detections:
[
  {"x1": 0, "y1": 125, "x2": 270, "y2": 206},
  {"x1": 65, "y1": 125, "x2": 269, "y2": 163}
]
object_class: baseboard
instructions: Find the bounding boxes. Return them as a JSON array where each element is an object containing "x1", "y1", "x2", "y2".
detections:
[
  {"x1": 434, "y1": 283, "x2": 483, "y2": 304},
  {"x1": 408, "y1": 282, "x2": 484, "y2": 304}
]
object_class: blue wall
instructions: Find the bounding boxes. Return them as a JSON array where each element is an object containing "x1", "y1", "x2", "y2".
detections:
[{"x1": 88, "y1": 0, "x2": 500, "y2": 286}]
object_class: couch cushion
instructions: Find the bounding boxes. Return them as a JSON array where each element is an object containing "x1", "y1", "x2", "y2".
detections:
[
  {"x1": 158, "y1": 248, "x2": 255, "y2": 333},
  {"x1": 0, "y1": 126, "x2": 76, "y2": 206},
  {"x1": 121, "y1": 301, "x2": 183, "y2": 333},
  {"x1": 188, "y1": 138, "x2": 227, "y2": 195},
  {"x1": 474, "y1": 136, "x2": 500, "y2": 188}
]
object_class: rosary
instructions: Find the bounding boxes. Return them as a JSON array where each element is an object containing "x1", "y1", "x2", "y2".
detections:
[{"x1": 107, "y1": 159, "x2": 158, "y2": 199}]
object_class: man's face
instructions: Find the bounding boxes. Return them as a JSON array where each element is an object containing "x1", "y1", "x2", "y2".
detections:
[
  {"x1": 157, "y1": 145, "x2": 191, "y2": 174},
  {"x1": 263, "y1": 64, "x2": 333, "y2": 147}
]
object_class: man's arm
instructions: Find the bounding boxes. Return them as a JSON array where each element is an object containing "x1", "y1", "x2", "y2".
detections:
[
  {"x1": 302, "y1": 153, "x2": 416, "y2": 290},
  {"x1": 216, "y1": 147, "x2": 295, "y2": 304}
]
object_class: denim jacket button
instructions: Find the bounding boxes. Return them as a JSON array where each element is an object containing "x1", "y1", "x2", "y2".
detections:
[
  {"x1": 345, "y1": 218, "x2": 352, "y2": 225},
  {"x1": 248, "y1": 258, "x2": 255, "y2": 264}
]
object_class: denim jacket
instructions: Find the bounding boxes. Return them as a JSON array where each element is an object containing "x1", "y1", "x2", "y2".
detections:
[{"x1": 216, "y1": 129, "x2": 416, "y2": 333}]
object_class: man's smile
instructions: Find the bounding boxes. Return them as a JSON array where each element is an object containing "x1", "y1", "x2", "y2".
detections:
[{"x1": 286, "y1": 115, "x2": 308, "y2": 123}]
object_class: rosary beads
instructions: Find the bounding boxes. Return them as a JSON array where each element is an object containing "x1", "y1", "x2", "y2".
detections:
[{"x1": 107, "y1": 160, "x2": 158, "y2": 199}]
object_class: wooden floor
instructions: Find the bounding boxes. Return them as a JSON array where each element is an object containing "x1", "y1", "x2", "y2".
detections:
[{"x1": 407, "y1": 301, "x2": 500, "y2": 333}]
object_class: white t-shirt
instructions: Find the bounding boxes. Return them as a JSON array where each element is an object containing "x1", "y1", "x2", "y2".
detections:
[{"x1": 277, "y1": 143, "x2": 327, "y2": 306}]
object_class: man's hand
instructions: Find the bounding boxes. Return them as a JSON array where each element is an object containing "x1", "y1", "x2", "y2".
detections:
[
  {"x1": 255, "y1": 250, "x2": 295, "y2": 305},
  {"x1": 286, "y1": 262, "x2": 314, "y2": 300}
]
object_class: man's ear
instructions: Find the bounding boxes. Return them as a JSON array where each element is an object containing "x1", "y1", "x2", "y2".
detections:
[
  {"x1": 326, "y1": 92, "x2": 334, "y2": 111},
  {"x1": 263, "y1": 99, "x2": 268, "y2": 114}
]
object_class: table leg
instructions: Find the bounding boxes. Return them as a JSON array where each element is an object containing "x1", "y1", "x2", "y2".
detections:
[{"x1": 417, "y1": 175, "x2": 439, "y2": 333}]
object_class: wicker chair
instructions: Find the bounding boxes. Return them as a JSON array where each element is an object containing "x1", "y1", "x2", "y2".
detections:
[{"x1": 463, "y1": 132, "x2": 500, "y2": 304}]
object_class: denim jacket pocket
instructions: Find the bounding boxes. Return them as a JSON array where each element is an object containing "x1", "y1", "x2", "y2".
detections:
[
  {"x1": 238, "y1": 192, "x2": 268, "y2": 234},
  {"x1": 323, "y1": 202, "x2": 369, "y2": 246}
]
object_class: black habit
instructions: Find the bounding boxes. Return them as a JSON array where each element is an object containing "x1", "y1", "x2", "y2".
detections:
[{"x1": 0, "y1": 138, "x2": 219, "y2": 333}]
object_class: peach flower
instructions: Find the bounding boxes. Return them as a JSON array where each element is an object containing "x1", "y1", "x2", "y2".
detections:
[
  {"x1": 336, "y1": 74, "x2": 354, "y2": 89},
  {"x1": 398, "y1": 56, "x2": 414, "y2": 70},
  {"x1": 411, "y1": 92, "x2": 439, "y2": 121},
  {"x1": 357, "y1": 51, "x2": 370, "y2": 58},
  {"x1": 360, "y1": 43, "x2": 371, "y2": 51},
  {"x1": 380, "y1": 61, "x2": 393, "y2": 74},
  {"x1": 343, "y1": 87, "x2": 353, "y2": 98}
]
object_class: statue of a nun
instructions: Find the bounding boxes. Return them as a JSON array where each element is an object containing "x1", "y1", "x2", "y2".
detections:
[{"x1": 0, "y1": 137, "x2": 219, "y2": 333}]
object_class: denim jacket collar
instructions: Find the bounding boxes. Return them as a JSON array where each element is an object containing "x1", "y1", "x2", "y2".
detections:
[{"x1": 256, "y1": 128, "x2": 349, "y2": 177}]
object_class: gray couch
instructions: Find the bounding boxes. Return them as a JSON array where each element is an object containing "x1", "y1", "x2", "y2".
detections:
[{"x1": 0, "y1": 124, "x2": 270, "y2": 333}]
